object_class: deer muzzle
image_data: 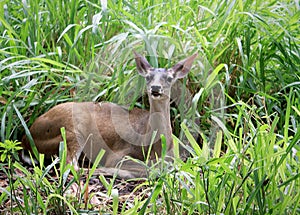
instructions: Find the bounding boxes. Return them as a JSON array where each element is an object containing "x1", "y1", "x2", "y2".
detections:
[{"x1": 150, "y1": 85, "x2": 163, "y2": 98}]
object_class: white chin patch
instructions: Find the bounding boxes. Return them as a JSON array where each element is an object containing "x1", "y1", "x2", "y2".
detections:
[{"x1": 151, "y1": 94, "x2": 162, "y2": 99}]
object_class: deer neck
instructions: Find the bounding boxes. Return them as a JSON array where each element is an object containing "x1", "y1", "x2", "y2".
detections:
[{"x1": 146, "y1": 97, "x2": 172, "y2": 148}]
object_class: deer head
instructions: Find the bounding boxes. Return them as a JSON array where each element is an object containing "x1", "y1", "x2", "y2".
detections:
[{"x1": 134, "y1": 51, "x2": 198, "y2": 101}]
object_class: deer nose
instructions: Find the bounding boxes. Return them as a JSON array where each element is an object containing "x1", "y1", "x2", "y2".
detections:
[
  {"x1": 150, "y1": 85, "x2": 162, "y2": 97},
  {"x1": 151, "y1": 85, "x2": 161, "y2": 92}
]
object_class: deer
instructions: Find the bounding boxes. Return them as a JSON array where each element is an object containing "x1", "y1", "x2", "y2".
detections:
[{"x1": 22, "y1": 51, "x2": 198, "y2": 179}]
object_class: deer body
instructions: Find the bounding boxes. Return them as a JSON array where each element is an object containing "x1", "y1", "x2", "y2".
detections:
[{"x1": 22, "y1": 52, "x2": 197, "y2": 178}]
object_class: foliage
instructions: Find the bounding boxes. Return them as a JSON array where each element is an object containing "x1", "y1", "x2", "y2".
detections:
[
  {"x1": 0, "y1": 140, "x2": 22, "y2": 162},
  {"x1": 0, "y1": 0, "x2": 299, "y2": 214}
]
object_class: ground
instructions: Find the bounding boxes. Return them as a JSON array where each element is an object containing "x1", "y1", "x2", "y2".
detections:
[{"x1": 0, "y1": 161, "x2": 149, "y2": 214}]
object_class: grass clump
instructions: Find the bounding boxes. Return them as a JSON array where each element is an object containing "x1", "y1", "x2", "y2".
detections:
[{"x1": 0, "y1": 0, "x2": 299, "y2": 214}]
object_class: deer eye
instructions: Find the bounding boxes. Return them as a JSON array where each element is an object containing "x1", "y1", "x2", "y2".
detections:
[
  {"x1": 167, "y1": 76, "x2": 173, "y2": 83},
  {"x1": 145, "y1": 75, "x2": 153, "y2": 82}
]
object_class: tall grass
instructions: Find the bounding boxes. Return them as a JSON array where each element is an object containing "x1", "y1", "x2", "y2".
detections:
[{"x1": 0, "y1": 0, "x2": 299, "y2": 214}]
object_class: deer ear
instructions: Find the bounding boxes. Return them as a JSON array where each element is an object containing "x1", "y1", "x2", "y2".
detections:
[
  {"x1": 134, "y1": 51, "x2": 152, "y2": 76},
  {"x1": 171, "y1": 53, "x2": 198, "y2": 79}
]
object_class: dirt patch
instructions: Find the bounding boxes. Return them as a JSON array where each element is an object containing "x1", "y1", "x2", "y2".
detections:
[{"x1": 0, "y1": 162, "x2": 149, "y2": 214}]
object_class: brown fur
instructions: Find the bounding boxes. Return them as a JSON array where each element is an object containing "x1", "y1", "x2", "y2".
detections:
[{"x1": 22, "y1": 52, "x2": 198, "y2": 178}]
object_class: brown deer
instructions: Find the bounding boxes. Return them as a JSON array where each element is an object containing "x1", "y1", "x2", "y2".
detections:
[{"x1": 22, "y1": 51, "x2": 197, "y2": 179}]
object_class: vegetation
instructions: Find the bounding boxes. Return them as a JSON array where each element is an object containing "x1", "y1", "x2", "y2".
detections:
[{"x1": 0, "y1": 0, "x2": 299, "y2": 214}]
